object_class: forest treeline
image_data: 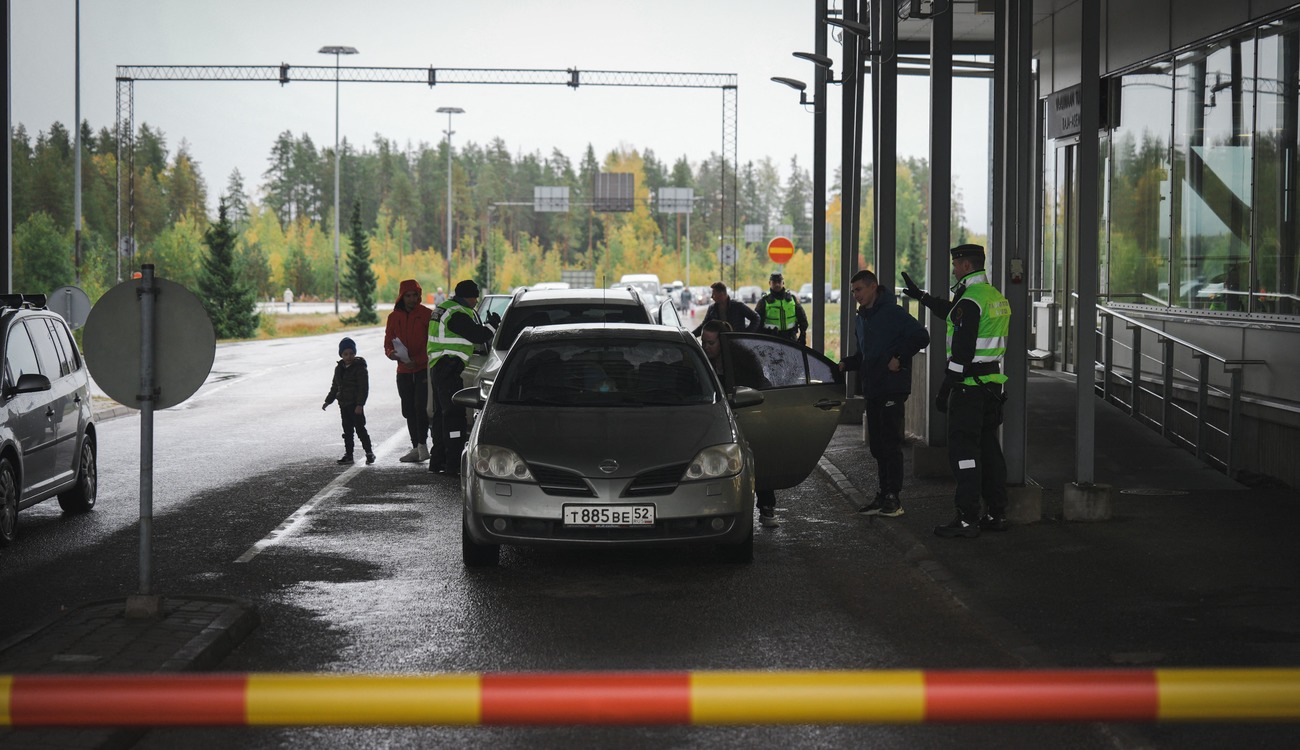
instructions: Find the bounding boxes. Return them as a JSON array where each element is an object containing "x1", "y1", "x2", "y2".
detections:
[{"x1": 9, "y1": 119, "x2": 981, "y2": 307}]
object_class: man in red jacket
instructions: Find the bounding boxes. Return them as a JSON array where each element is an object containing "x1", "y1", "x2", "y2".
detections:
[{"x1": 384, "y1": 279, "x2": 434, "y2": 462}]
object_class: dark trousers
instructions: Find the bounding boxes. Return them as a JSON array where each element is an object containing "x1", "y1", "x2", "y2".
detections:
[
  {"x1": 396, "y1": 370, "x2": 429, "y2": 447},
  {"x1": 756, "y1": 489, "x2": 775, "y2": 511},
  {"x1": 338, "y1": 403, "x2": 372, "y2": 455},
  {"x1": 865, "y1": 395, "x2": 908, "y2": 496},
  {"x1": 431, "y1": 358, "x2": 468, "y2": 470},
  {"x1": 945, "y1": 384, "x2": 1008, "y2": 522}
]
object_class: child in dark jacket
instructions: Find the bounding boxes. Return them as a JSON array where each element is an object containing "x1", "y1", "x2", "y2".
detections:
[{"x1": 322, "y1": 336, "x2": 375, "y2": 465}]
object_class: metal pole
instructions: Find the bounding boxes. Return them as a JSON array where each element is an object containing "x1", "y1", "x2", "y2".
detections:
[
  {"x1": 811, "y1": 0, "x2": 828, "y2": 354},
  {"x1": 332, "y1": 53, "x2": 341, "y2": 316},
  {"x1": 137, "y1": 265, "x2": 157, "y2": 596},
  {"x1": 1074, "y1": 0, "x2": 1101, "y2": 483},
  {"x1": 446, "y1": 112, "x2": 454, "y2": 279},
  {"x1": 74, "y1": 0, "x2": 82, "y2": 285}
]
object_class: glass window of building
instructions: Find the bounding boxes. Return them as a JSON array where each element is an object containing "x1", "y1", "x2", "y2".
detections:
[
  {"x1": 1256, "y1": 17, "x2": 1300, "y2": 316},
  {"x1": 1107, "y1": 61, "x2": 1173, "y2": 307}
]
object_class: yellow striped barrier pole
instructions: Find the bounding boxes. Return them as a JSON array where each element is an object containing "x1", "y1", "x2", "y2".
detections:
[{"x1": 2, "y1": 669, "x2": 1299, "y2": 727}]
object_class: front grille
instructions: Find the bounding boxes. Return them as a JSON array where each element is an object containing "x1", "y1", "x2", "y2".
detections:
[
  {"x1": 529, "y1": 464, "x2": 595, "y2": 497},
  {"x1": 623, "y1": 463, "x2": 688, "y2": 498}
]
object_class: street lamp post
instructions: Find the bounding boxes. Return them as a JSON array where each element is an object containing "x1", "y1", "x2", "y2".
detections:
[
  {"x1": 319, "y1": 45, "x2": 358, "y2": 315},
  {"x1": 437, "y1": 106, "x2": 465, "y2": 294}
]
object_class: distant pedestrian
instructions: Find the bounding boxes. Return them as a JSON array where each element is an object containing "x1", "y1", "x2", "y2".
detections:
[
  {"x1": 755, "y1": 271, "x2": 808, "y2": 345},
  {"x1": 902, "y1": 244, "x2": 1011, "y2": 538},
  {"x1": 283, "y1": 288, "x2": 294, "y2": 312},
  {"x1": 434, "y1": 287, "x2": 447, "y2": 305},
  {"x1": 427, "y1": 279, "x2": 498, "y2": 475},
  {"x1": 385, "y1": 279, "x2": 433, "y2": 463},
  {"x1": 680, "y1": 286, "x2": 693, "y2": 314},
  {"x1": 839, "y1": 269, "x2": 930, "y2": 517},
  {"x1": 692, "y1": 281, "x2": 760, "y2": 336},
  {"x1": 322, "y1": 336, "x2": 375, "y2": 465}
]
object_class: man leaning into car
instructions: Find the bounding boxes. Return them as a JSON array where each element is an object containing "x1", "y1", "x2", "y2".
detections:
[{"x1": 427, "y1": 279, "x2": 498, "y2": 476}]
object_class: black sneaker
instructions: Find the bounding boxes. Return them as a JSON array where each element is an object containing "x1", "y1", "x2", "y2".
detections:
[
  {"x1": 364, "y1": 452, "x2": 376, "y2": 465},
  {"x1": 979, "y1": 514, "x2": 1009, "y2": 532},
  {"x1": 934, "y1": 515, "x2": 980, "y2": 538},
  {"x1": 336, "y1": 454, "x2": 354, "y2": 465},
  {"x1": 878, "y1": 494, "x2": 904, "y2": 518},
  {"x1": 857, "y1": 492, "x2": 884, "y2": 514}
]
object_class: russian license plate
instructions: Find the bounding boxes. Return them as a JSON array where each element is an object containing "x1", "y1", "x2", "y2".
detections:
[{"x1": 562, "y1": 504, "x2": 656, "y2": 527}]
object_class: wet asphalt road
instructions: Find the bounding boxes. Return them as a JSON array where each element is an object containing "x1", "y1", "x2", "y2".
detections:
[{"x1": 0, "y1": 331, "x2": 1150, "y2": 747}]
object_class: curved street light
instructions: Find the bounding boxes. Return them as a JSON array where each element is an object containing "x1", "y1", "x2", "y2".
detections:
[{"x1": 319, "y1": 45, "x2": 358, "y2": 315}]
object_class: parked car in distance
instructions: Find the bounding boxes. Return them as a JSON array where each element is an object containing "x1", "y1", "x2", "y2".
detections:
[
  {"x1": 0, "y1": 294, "x2": 98, "y2": 545},
  {"x1": 455, "y1": 323, "x2": 842, "y2": 567},
  {"x1": 737, "y1": 285, "x2": 762, "y2": 304},
  {"x1": 798, "y1": 282, "x2": 841, "y2": 303},
  {"x1": 691, "y1": 286, "x2": 711, "y2": 305}
]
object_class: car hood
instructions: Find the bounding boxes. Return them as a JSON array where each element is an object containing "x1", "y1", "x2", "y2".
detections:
[{"x1": 475, "y1": 402, "x2": 739, "y2": 478}]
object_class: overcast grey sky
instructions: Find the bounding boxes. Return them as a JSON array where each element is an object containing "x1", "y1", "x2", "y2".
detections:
[{"x1": 10, "y1": 0, "x2": 990, "y2": 235}]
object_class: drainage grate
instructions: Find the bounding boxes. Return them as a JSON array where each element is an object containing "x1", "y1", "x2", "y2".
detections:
[{"x1": 1119, "y1": 488, "x2": 1190, "y2": 496}]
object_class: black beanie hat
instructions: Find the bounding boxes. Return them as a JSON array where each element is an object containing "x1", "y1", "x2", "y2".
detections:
[
  {"x1": 339, "y1": 336, "x2": 356, "y2": 356},
  {"x1": 454, "y1": 279, "x2": 480, "y2": 298}
]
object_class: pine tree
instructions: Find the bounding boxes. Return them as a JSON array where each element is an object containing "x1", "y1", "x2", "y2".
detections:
[
  {"x1": 342, "y1": 200, "x2": 379, "y2": 324},
  {"x1": 198, "y1": 198, "x2": 260, "y2": 338}
]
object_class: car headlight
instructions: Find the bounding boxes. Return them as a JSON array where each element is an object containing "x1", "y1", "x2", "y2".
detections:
[
  {"x1": 682, "y1": 443, "x2": 744, "y2": 481},
  {"x1": 472, "y1": 445, "x2": 534, "y2": 481}
]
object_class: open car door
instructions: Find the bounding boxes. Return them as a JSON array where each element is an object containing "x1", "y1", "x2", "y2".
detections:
[{"x1": 720, "y1": 333, "x2": 843, "y2": 491}]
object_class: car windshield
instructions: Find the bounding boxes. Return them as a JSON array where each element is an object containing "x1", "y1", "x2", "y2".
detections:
[
  {"x1": 497, "y1": 303, "x2": 650, "y2": 350},
  {"x1": 494, "y1": 338, "x2": 717, "y2": 407}
]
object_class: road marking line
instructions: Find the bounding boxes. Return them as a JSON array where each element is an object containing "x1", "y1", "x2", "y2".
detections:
[{"x1": 234, "y1": 430, "x2": 410, "y2": 563}]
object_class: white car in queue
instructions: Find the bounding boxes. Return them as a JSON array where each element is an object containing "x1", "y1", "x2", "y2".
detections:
[{"x1": 455, "y1": 323, "x2": 843, "y2": 566}]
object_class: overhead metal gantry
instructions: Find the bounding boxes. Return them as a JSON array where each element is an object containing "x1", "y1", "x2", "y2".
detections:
[{"x1": 114, "y1": 64, "x2": 738, "y2": 279}]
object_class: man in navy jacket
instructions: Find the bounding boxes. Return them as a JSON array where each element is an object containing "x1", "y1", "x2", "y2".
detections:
[{"x1": 839, "y1": 269, "x2": 931, "y2": 516}]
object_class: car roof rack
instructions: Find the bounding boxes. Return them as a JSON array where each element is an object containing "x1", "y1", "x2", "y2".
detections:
[{"x1": 0, "y1": 293, "x2": 48, "y2": 310}]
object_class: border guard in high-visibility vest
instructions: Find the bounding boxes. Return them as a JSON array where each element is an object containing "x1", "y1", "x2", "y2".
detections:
[
  {"x1": 755, "y1": 271, "x2": 808, "y2": 345},
  {"x1": 427, "y1": 279, "x2": 498, "y2": 476},
  {"x1": 902, "y1": 244, "x2": 1011, "y2": 539}
]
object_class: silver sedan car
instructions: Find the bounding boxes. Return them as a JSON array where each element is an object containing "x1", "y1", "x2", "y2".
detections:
[{"x1": 454, "y1": 324, "x2": 842, "y2": 566}]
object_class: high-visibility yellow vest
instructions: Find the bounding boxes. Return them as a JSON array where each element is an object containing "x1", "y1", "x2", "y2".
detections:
[
  {"x1": 427, "y1": 299, "x2": 477, "y2": 364},
  {"x1": 945, "y1": 271, "x2": 1009, "y2": 385},
  {"x1": 761, "y1": 294, "x2": 798, "y2": 332}
]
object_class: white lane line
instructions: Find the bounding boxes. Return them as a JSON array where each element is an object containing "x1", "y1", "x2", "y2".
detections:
[{"x1": 234, "y1": 429, "x2": 411, "y2": 563}]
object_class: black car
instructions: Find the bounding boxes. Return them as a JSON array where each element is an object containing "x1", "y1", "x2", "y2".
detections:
[{"x1": 0, "y1": 295, "x2": 97, "y2": 544}]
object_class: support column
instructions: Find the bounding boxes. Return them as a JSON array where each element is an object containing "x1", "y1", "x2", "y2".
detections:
[
  {"x1": 1068, "y1": 0, "x2": 1113, "y2": 518},
  {"x1": 922, "y1": 3, "x2": 953, "y2": 462},
  {"x1": 812, "y1": 0, "x2": 828, "y2": 354}
]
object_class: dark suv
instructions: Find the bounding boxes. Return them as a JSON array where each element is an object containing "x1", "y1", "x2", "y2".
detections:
[{"x1": 0, "y1": 294, "x2": 97, "y2": 544}]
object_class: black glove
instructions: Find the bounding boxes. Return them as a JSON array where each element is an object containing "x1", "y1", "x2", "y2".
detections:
[
  {"x1": 486, "y1": 311, "x2": 502, "y2": 327},
  {"x1": 901, "y1": 272, "x2": 925, "y2": 301},
  {"x1": 935, "y1": 374, "x2": 956, "y2": 414}
]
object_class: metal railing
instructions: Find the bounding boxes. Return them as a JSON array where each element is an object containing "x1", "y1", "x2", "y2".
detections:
[{"x1": 1094, "y1": 304, "x2": 1265, "y2": 477}]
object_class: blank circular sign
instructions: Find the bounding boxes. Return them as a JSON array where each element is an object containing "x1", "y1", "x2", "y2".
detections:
[
  {"x1": 83, "y1": 277, "x2": 216, "y2": 410},
  {"x1": 49, "y1": 285, "x2": 92, "y2": 330}
]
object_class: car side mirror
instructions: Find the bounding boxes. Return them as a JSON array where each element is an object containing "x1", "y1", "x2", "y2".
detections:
[
  {"x1": 452, "y1": 387, "x2": 483, "y2": 409},
  {"x1": 728, "y1": 385, "x2": 764, "y2": 409},
  {"x1": 9, "y1": 372, "x2": 52, "y2": 396}
]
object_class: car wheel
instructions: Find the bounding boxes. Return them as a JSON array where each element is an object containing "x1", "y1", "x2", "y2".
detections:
[
  {"x1": 718, "y1": 527, "x2": 754, "y2": 564},
  {"x1": 0, "y1": 457, "x2": 18, "y2": 546},
  {"x1": 57, "y1": 436, "x2": 97, "y2": 513},
  {"x1": 462, "y1": 518, "x2": 500, "y2": 567}
]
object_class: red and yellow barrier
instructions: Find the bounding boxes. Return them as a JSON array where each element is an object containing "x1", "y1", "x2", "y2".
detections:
[{"x1": 3, "y1": 669, "x2": 1300, "y2": 727}]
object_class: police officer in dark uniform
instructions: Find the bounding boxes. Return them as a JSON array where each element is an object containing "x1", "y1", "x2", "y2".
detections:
[
  {"x1": 754, "y1": 271, "x2": 808, "y2": 345},
  {"x1": 902, "y1": 244, "x2": 1011, "y2": 538}
]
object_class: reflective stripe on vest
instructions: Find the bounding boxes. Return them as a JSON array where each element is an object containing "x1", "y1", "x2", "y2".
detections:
[
  {"x1": 762, "y1": 294, "x2": 797, "y2": 331},
  {"x1": 427, "y1": 299, "x2": 477, "y2": 364},
  {"x1": 945, "y1": 271, "x2": 1010, "y2": 385}
]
